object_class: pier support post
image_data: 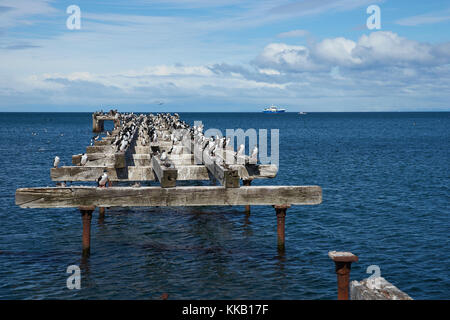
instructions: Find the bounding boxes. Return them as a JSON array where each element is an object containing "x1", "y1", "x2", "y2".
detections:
[
  {"x1": 98, "y1": 207, "x2": 105, "y2": 219},
  {"x1": 243, "y1": 180, "x2": 252, "y2": 213},
  {"x1": 80, "y1": 206, "x2": 95, "y2": 256},
  {"x1": 92, "y1": 114, "x2": 104, "y2": 133},
  {"x1": 328, "y1": 251, "x2": 358, "y2": 300},
  {"x1": 274, "y1": 205, "x2": 289, "y2": 251}
]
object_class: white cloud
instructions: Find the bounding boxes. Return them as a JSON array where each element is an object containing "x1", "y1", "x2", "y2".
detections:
[
  {"x1": 0, "y1": 0, "x2": 57, "y2": 29},
  {"x1": 277, "y1": 29, "x2": 309, "y2": 38},
  {"x1": 254, "y1": 31, "x2": 450, "y2": 72},
  {"x1": 396, "y1": 11, "x2": 450, "y2": 26},
  {"x1": 253, "y1": 43, "x2": 320, "y2": 72},
  {"x1": 270, "y1": 0, "x2": 382, "y2": 16},
  {"x1": 258, "y1": 68, "x2": 281, "y2": 75},
  {"x1": 352, "y1": 31, "x2": 434, "y2": 66},
  {"x1": 315, "y1": 37, "x2": 361, "y2": 66}
]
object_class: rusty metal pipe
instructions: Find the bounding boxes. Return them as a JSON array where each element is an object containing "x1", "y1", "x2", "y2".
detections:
[
  {"x1": 243, "y1": 180, "x2": 252, "y2": 213},
  {"x1": 98, "y1": 207, "x2": 105, "y2": 219},
  {"x1": 274, "y1": 205, "x2": 290, "y2": 251},
  {"x1": 328, "y1": 251, "x2": 358, "y2": 300},
  {"x1": 80, "y1": 207, "x2": 94, "y2": 257}
]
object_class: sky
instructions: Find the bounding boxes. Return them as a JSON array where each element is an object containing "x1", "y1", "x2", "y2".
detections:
[{"x1": 0, "y1": 0, "x2": 450, "y2": 112}]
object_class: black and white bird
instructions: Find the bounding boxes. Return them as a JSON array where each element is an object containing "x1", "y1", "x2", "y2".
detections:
[
  {"x1": 53, "y1": 156, "x2": 60, "y2": 168},
  {"x1": 119, "y1": 139, "x2": 128, "y2": 152},
  {"x1": 80, "y1": 153, "x2": 88, "y2": 166},
  {"x1": 97, "y1": 170, "x2": 108, "y2": 188}
]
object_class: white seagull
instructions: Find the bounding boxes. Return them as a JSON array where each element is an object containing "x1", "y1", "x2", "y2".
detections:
[
  {"x1": 237, "y1": 144, "x2": 245, "y2": 156},
  {"x1": 250, "y1": 146, "x2": 258, "y2": 163},
  {"x1": 53, "y1": 156, "x2": 60, "y2": 168},
  {"x1": 160, "y1": 151, "x2": 167, "y2": 161},
  {"x1": 80, "y1": 153, "x2": 88, "y2": 166}
]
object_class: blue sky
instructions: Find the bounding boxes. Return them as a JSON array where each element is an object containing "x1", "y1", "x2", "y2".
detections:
[{"x1": 1, "y1": 0, "x2": 450, "y2": 112}]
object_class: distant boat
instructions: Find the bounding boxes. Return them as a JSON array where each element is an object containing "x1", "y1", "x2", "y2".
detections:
[
  {"x1": 298, "y1": 112, "x2": 307, "y2": 115},
  {"x1": 263, "y1": 105, "x2": 286, "y2": 113}
]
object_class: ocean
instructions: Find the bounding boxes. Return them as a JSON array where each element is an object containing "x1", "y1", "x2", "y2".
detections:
[{"x1": 0, "y1": 112, "x2": 448, "y2": 299}]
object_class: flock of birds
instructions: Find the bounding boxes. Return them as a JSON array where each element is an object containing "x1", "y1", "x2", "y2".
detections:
[
  {"x1": 192, "y1": 126, "x2": 258, "y2": 165},
  {"x1": 52, "y1": 112, "x2": 259, "y2": 187}
]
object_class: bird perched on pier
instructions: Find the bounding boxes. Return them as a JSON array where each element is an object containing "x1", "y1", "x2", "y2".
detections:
[
  {"x1": 53, "y1": 156, "x2": 60, "y2": 168},
  {"x1": 237, "y1": 144, "x2": 245, "y2": 156},
  {"x1": 249, "y1": 146, "x2": 258, "y2": 164},
  {"x1": 80, "y1": 153, "x2": 88, "y2": 166},
  {"x1": 119, "y1": 139, "x2": 128, "y2": 152},
  {"x1": 97, "y1": 170, "x2": 109, "y2": 188}
]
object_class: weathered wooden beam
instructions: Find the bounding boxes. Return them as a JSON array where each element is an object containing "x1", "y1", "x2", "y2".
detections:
[
  {"x1": 192, "y1": 144, "x2": 239, "y2": 188},
  {"x1": 15, "y1": 186, "x2": 322, "y2": 208},
  {"x1": 51, "y1": 166, "x2": 156, "y2": 181},
  {"x1": 127, "y1": 154, "x2": 152, "y2": 166},
  {"x1": 94, "y1": 140, "x2": 111, "y2": 146},
  {"x1": 230, "y1": 164, "x2": 277, "y2": 180},
  {"x1": 95, "y1": 115, "x2": 116, "y2": 121},
  {"x1": 151, "y1": 156, "x2": 178, "y2": 188},
  {"x1": 50, "y1": 165, "x2": 222, "y2": 182},
  {"x1": 72, "y1": 153, "x2": 126, "y2": 168},
  {"x1": 203, "y1": 149, "x2": 240, "y2": 188},
  {"x1": 150, "y1": 141, "x2": 172, "y2": 150},
  {"x1": 134, "y1": 146, "x2": 151, "y2": 154},
  {"x1": 50, "y1": 164, "x2": 274, "y2": 182},
  {"x1": 86, "y1": 145, "x2": 114, "y2": 153}
]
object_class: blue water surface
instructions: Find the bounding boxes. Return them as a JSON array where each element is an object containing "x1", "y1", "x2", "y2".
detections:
[{"x1": 0, "y1": 112, "x2": 448, "y2": 299}]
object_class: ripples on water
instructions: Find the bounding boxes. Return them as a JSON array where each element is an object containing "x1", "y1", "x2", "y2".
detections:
[{"x1": 0, "y1": 112, "x2": 448, "y2": 299}]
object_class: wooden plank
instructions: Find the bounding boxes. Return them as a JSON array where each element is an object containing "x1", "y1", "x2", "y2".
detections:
[
  {"x1": 151, "y1": 156, "x2": 178, "y2": 188},
  {"x1": 94, "y1": 140, "x2": 111, "y2": 146},
  {"x1": 200, "y1": 148, "x2": 240, "y2": 188},
  {"x1": 95, "y1": 115, "x2": 116, "y2": 121},
  {"x1": 134, "y1": 146, "x2": 151, "y2": 154},
  {"x1": 51, "y1": 164, "x2": 276, "y2": 182},
  {"x1": 127, "y1": 154, "x2": 152, "y2": 166},
  {"x1": 51, "y1": 166, "x2": 155, "y2": 181},
  {"x1": 86, "y1": 145, "x2": 114, "y2": 153},
  {"x1": 72, "y1": 153, "x2": 125, "y2": 168},
  {"x1": 229, "y1": 164, "x2": 278, "y2": 180},
  {"x1": 150, "y1": 141, "x2": 172, "y2": 150},
  {"x1": 15, "y1": 186, "x2": 322, "y2": 208},
  {"x1": 50, "y1": 164, "x2": 274, "y2": 182}
]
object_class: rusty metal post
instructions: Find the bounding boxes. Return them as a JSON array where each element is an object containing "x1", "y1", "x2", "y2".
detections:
[
  {"x1": 243, "y1": 180, "x2": 252, "y2": 213},
  {"x1": 273, "y1": 205, "x2": 290, "y2": 251},
  {"x1": 328, "y1": 251, "x2": 358, "y2": 300},
  {"x1": 98, "y1": 207, "x2": 105, "y2": 219},
  {"x1": 80, "y1": 206, "x2": 95, "y2": 257}
]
